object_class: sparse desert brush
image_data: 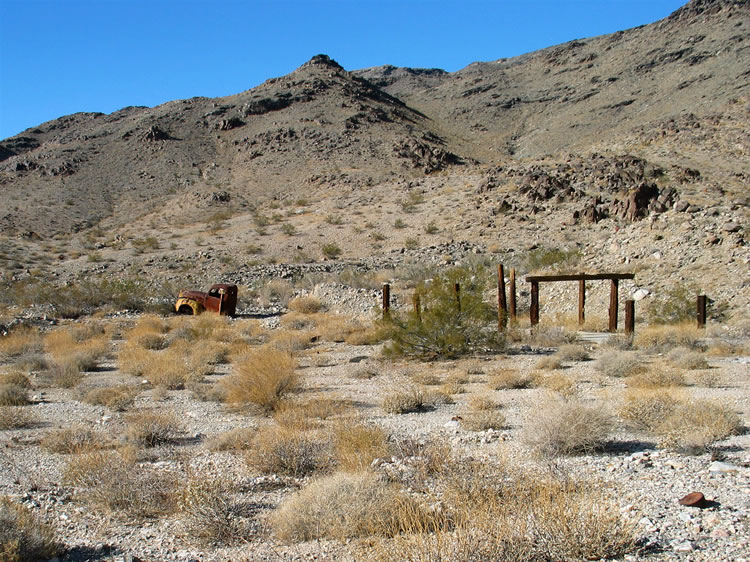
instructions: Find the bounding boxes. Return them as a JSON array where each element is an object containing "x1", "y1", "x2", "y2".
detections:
[
  {"x1": 626, "y1": 364, "x2": 686, "y2": 388},
  {"x1": 177, "y1": 477, "x2": 245, "y2": 545},
  {"x1": 446, "y1": 372, "x2": 470, "y2": 385},
  {"x1": 317, "y1": 314, "x2": 364, "y2": 343},
  {"x1": 351, "y1": 366, "x2": 378, "y2": 380},
  {"x1": 534, "y1": 354, "x2": 564, "y2": 370},
  {"x1": 45, "y1": 329, "x2": 108, "y2": 365},
  {"x1": 186, "y1": 381, "x2": 226, "y2": 402},
  {"x1": 439, "y1": 381, "x2": 465, "y2": 395},
  {"x1": 0, "y1": 406, "x2": 36, "y2": 430},
  {"x1": 125, "y1": 410, "x2": 181, "y2": 447},
  {"x1": 594, "y1": 350, "x2": 644, "y2": 378},
  {"x1": 413, "y1": 372, "x2": 441, "y2": 386},
  {"x1": 138, "y1": 350, "x2": 191, "y2": 389},
  {"x1": 12, "y1": 351, "x2": 48, "y2": 372},
  {"x1": 556, "y1": 344, "x2": 590, "y2": 362},
  {"x1": 83, "y1": 385, "x2": 139, "y2": 411},
  {"x1": 657, "y1": 400, "x2": 742, "y2": 454},
  {"x1": 0, "y1": 384, "x2": 29, "y2": 406},
  {"x1": 271, "y1": 471, "x2": 426, "y2": 543},
  {"x1": 534, "y1": 372, "x2": 575, "y2": 396},
  {"x1": 0, "y1": 326, "x2": 43, "y2": 357},
  {"x1": 246, "y1": 424, "x2": 332, "y2": 477},
  {"x1": 345, "y1": 326, "x2": 383, "y2": 346},
  {"x1": 488, "y1": 368, "x2": 534, "y2": 390},
  {"x1": 460, "y1": 410, "x2": 507, "y2": 432},
  {"x1": 334, "y1": 423, "x2": 390, "y2": 472},
  {"x1": 382, "y1": 387, "x2": 432, "y2": 414},
  {"x1": 523, "y1": 395, "x2": 614, "y2": 456},
  {"x1": 40, "y1": 425, "x2": 110, "y2": 454},
  {"x1": 620, "y1": 388, "x2": 741, "y2": 453},
  {"x1": 423, "y1": 388, "x2": 456, "y2": 405},
  {"x1": 260, "y1": 279, "x2": 294, "y2": 307},
  {"x1": 634, "y1": 323, "x2": 704, "y2": 350},
  {"x1": 64, "y1": 449, "x2": 177, "y2": 517},
  {"x1": 667, "y1": 347, "x2": 709, "y2": 370},
  {"x1": 269, "y1": 329, "x2": 314, "y2": 352},
  {"x1": 207, "y1": 427, "x2": 256, "y2": 452},
  {"x1": 378, "y1": 465, "x2": 636, "y2": 561},
  {"x1": 222, "y1": 348, "x2": 298, "y2": 413},
  {"x1": 0, "y1": 371, "x2": 31, "y2": 388},
  {"x1": 525, "y1": 324, "x2": 577, "y2": 347},
  {"x1": 0, "y1": 495, "x2": 59, "y2": 561},
  {"x1": 620, "y1": 388, "x2": 682, "y2": 432},
  {"x1": 288, "y1": 296, "x2": 323, "y2": 314},
  {"x1": 467, "y1": 395, "x2": 500, "y2": 411}
]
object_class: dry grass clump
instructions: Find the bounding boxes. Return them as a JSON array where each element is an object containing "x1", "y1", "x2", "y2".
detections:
[
  {"x1": 125, "y1": 410, "x2": 181, "y2": 447},
  {"x1": 0, "y1": 384, "x2": 29, "y2": 406},
  {"x1": 626, "y1": 365, "x2": 686, "y2": 388},
  {"x1": 525, "y1": 324, "x2": 577, "y2": 347},
  {"x1": 556, "y1": 344, "x2": 590, "y2": 362},
  {"x1": 634, "y1": 323, "x2": 704, "y2": 350},
  {"x1": 345, "y1": 326, "x2": 384, "y2": 346},
  {"x1": 377, "y1": 462, "x2": 637, "y2": 561},
  {"x1": 334, "y1": 423, "x2": 390, "y2": 472},
  {"x1": 534, "y1": 372, "x2": 576, "y2": 396},
  {"x1": 620, "y1": 388, "x2": 741, "y2": 453},
  {"x1": 467, "y1": 395, "x2": 499, "y2": 411},
  {"x1": 534, "y1": 354, "x2": 564, "y2": 370},
  {"x1": 460, "y1": 410, "x2": 507, "y2": 432},
  {"x1": 0, "y1": 406, "x2": 37, "y2": 430},
  {"x1": 186, "y1": 381, "x2": 226, "y2": 402},
  {"x1": 222, "y1": 348, "x2": 298, "y2": 414},
  {"x1": 523, "y1": 395, "x2": 614, "y2": 456},
  {"x1": 287, "y1": 296, "x2": 323, "y2": 314},
  {"x1": 439, "y1": 381, "x2": 465, "y2": 395},
  {"x1": 83, "y1": 385, "x2": 139, "y2": 411},
  {"x1": 594, "y1": 351, "x2": 644, "y2": 378},
  {"x1": 45, "y1": 328, "x2": 109, "y2": 388},
  {"x1": 382, "y1": 387, "x2": 433, "y2": 414},
  {"x1": 667, "y1": 347, "x2": 709, "y2": 370},
  {"x1": 413, "y1": 372, "x2": 441, "y2": 386},
  {"x1": 246, "y1": 424, "x2": 332, "y2": 477},
  {"x1": 488, "y1": 368, "x2": 534, "y2": 390},
  {"x1": 64, "y1": 449, "x2": 177, "y2": 518},
  {"x1": 11, "y1": 352, "x2": 48, "y2": 372},
  {"x1": 178, "y1": 477, "x2": 246, "y2": 545},
  {"x1": 0, "y1": 327, "x2": 43, "y2": 358},
  {"x1": 0, "y1": 495, "x2": 59, "y2": 561},
  {"x1": 207, "y1": 427, "x2": 256, "y2": 452},
  {"x1": 119, "y1": 341, "x2": 214, "y2": 389},
  {"x1": 268, "y1": 330, "x2": 315, "y2": 352},
  {"x1": 271, "y1": 471, "x2": 425, "y2": 543},
  {"x1": 0, "y1": 371, "x2": 31, "y2": 388},
  {"x1": 40, "y1": 425, "x2": 111, "y2": 454}
]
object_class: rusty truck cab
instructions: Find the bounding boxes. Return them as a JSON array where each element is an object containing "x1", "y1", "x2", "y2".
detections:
[{"x1": 205, "y1": 284, "x2": 238, "y2": 316}]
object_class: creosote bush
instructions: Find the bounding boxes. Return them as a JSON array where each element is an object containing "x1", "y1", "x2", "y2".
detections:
[
  {"x1": 523, "y1": 395, "x2": 614, "y2": 456},
  {"x1": 382, "y1": 266, "x2": 503, "y2": 359},
  {"x1": 0, "y1": 496, "x2": 59, "y2": 561},
  {"x1": 222, "y1": 348, "x2": 298, "y2": 413}
]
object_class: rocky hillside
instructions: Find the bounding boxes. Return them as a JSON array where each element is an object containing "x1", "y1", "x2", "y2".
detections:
[{"x1": 0, "y1": 0, "x2": 747, "y2": 323}]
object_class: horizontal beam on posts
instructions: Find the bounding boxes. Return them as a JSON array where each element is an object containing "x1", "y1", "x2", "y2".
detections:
[{"x1": 525, "y1": 273, "x2": 635, "y2": 282}]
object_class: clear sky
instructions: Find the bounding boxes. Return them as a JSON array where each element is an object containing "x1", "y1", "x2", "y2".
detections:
[{"x1": 0, "y1": 0, "x2": 686, "y2": 140}]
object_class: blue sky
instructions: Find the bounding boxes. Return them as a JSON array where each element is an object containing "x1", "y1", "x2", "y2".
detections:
[{"x1": 0, "y1": 0, "x2": 685, "y2": 140}]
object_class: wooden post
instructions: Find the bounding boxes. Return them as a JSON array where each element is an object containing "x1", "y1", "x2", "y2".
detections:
[
  {"x1": 530, "y1": 281, "x2": 539, "y2": 326},
  {"x1": 697, "y1": 295, "x2": 707, "y2": 328},
  {"x1": 509, "y1": 268, "x2": 517, "y2": 322},
  {"x1": 497, "y1": 264, "x2": 507, "y2": 331},
  {"x1": 625, "y1": 299, "x2": 635, "y2": 335},
  {"x1": 413, "y1": 292, "x2": 421, "y2": 322},
  {"x1": 382, "y1": 283, "x2": 390, "y2": 319},
  {"x1": 454, "y1": 283, "x2": 461, "y2": 312},
  {"x1": 608, "y1": 279, "x2": 619, "y2": 332},
  {"x1": 578, "y1": 280, "x2": 586, "y2": 326}
]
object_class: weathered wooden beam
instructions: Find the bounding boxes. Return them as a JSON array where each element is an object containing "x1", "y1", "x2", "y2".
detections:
[
  {"x1": 509, "y1": 268, "x2": 517, "y2": 322},
  {"x1": 697, "y1": 295, "x2": 707, "y2": 328},
  {"x1": 525, "y1": 273, "x2": 635, "y2": 282},
  {"x1": 608, "y1": 279, "x2": 619, "y2": 332},
  {"x1": 578, "y1": 279, "x2": 586, "y2": 326},
  {"x1": 498, "y1": 264, "x2": 507, "y2": 331},
  {"x1": 454, "y1": 283, "x2": 461, "y2": 312},
  {"x1": 530, "y1": 281, "x2": 539, "y2": 326},
  {"x1": 382, "y1": 283, "x2": 390, "y2": 319},
  {"x1": 625, "y1": 299, "x2": 635, "y2": 335},
  {"x1": 413, "y1": 292, "x2": 421, "y2": 322}
]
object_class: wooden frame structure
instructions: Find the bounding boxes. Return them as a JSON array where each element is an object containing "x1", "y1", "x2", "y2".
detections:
[{"x1": 525, "y1": 273, "x2": 635, "y2": 332}]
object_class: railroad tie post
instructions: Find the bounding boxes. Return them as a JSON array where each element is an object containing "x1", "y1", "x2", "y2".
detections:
[
  {"x1": 608, "y1": 279, "x2": 619, "y2": 333},
  {"x1": 530, "y1": 281, "x2": 539, "y2": 326},
  {"x1": 413, "y1": 292, "x2": 421, "y2": 322},
  {"x1": 509, "y1": 268, "x2": 517, "y2": 322},
  {"x1": 697, "y1": 295, "x2": 707, "y2": 328},
  {"x1": 382, "y1": 283, "x2": 390, "y2": 319},
  {"x1": 454, "y1": 283, "x2": 461, "y2": 312},
  {"x1": 498, "y1": 263, "x2": 507, "y2": 331},
  {"x1": 578, "y1": 279, "x2": 586, "y2": 326},
  {"x1": 625, "y1": 299, "x2": 635, "y2": 335}
]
